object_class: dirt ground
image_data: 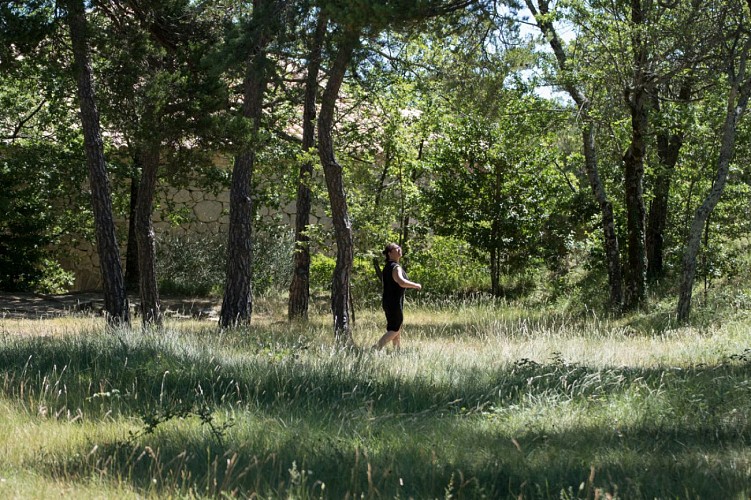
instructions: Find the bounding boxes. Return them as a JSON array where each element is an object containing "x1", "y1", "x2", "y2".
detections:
[{"x1": 0, "y1": 292, "x2": 221, "y2": 320}]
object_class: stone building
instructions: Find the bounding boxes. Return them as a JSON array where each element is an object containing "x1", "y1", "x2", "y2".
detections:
[{"x1": 63, "y1": 184, "x2": 331, "y2": 291}]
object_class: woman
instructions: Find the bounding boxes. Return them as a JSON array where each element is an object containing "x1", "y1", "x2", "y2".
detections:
[{"x1": 374, "y1": 243, "x2": 422, "y2": 350}]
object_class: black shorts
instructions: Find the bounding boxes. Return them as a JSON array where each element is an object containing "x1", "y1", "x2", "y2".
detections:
[{"x1": 383, "y1": 304, "x2": 403, "y2": 332}]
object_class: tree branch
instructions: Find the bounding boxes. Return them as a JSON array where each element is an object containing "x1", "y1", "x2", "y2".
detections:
[{"x1": 8, "y1": 98, "x2": 47, "y2": 140}]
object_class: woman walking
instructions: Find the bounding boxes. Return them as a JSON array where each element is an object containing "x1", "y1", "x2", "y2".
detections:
[{"x1": 374, "y1": 243, "x2": 422, "y2": 350}]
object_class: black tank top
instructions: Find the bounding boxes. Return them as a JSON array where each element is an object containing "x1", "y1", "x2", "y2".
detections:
[{"x1": 382, "y1": 260, "x2": 405, "y2": 307}]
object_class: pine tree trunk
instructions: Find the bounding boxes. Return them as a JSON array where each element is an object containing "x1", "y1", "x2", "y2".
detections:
[
  {"x1": 219, "y1": 0, "x2": 276, "y2": 328},
  {"x1": 220, "y1": 148, "x2": 256, "y2": 327},
  {"x1": 65, "y1": 0, "x2": 129, "y2": 326},
  {"x1": 289, "y1": 13, "x2": 327, "y2": 321},
  {"x1": 135, "y1": 143, "x2": 162, "y2": 326},
  {"x1": 125, "y1": 173, "x2": 140, "y2": 293},
  {"x1": 318, "y1": 30, "x2": 359, "y2": 345}
]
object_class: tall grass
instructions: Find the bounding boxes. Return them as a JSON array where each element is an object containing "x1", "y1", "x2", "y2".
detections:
[{"x1": 1, "y1": 299, "x2": 750, "y2": 498}]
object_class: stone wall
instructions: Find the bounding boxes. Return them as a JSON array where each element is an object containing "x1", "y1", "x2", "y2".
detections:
[{"x1": 62, "y1": 186, "x2": 331, "y2": 291}]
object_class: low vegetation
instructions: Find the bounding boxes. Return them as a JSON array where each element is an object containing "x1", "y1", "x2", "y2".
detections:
[{"x1": 1, "y1": 294, "x2": 750, "y2": 498}]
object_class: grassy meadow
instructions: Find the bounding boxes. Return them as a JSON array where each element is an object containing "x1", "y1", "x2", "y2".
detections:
[{"x1": 1, "y1": 296, "x2": 751, "y2": 498}]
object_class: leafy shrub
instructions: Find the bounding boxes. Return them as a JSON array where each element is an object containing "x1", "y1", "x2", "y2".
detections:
[
  {"x1": 309, "y1": 253, "x2": 335, "y2": 294},
  {"x1": 156, "y1": 220, "x2": 294, "y2": 297},
  {"x1": 251, "y1": 220, "x2": 294, "y2": 296},
  {"x1": 309, "y1": 253, "x2": 382, "y2": 301},
  {"x1": 0, "y1": 142, "x2": 89, "y2": 293},
  {"x1": 408, "y1": 235, "x2": 490, "y2": 296},
  {"x1": 156, "y1": 232, "x2": 225, "y2": 296}
]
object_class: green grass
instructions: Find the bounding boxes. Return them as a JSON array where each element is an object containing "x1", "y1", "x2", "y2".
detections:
[{"x1": 1, "y1": 299, "x2": 750, "y2": 498}]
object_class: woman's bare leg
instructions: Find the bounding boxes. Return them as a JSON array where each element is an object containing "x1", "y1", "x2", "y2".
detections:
[
  {"x1": 391, "y1": 330, "x2": 401, "y2": 349},
  {"x1": 376, "y1": 330, "x2": 400, "y2": 349}
]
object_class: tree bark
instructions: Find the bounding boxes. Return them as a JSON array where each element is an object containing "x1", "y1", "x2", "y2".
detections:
[
  {"x1": 621, "y1": 0, "x2": 650, "y2": 310},
  {"x1": 646, "y1": 83, "x2": 691, "y2": 282},
  {"x1": 125, "y1": 173, "x2": 140, "y2": 292},
  {"x1": 289, "y1": 12, "x2": 327, "y2": 321},
  {"x1": 583, "y1": 124, "x2": 623, "y2": 308},
  {"x1": 135, "y1": 141, "x2": 162, "y2": 326},
  {"x1": 677, "y1": 75, "x2": 751, "y2": 322},
  {"x1": 647, "y1": 128, "x2": 682, "y2": 282},
  {"x1": 219, "y1": 0, "x2": 277, "y2": 328},
  {"x1": 490, "y1": 236, "x2": 500, "y2": 296},
  {"x1": 526, "y1": 0, "x2": 623, "y2": 309},
  {"x1": 318, "y1": 29, "x2": 359, "y2": 345},
  {"x1": 622, "y1": 89, "x2": 648, "y2": 309},
  {"x1": 65, "y1": 0, "x2": 129, "y2": 326}
]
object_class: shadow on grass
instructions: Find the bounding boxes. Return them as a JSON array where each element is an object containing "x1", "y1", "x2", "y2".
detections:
[
  {"x1": 2, "y1": 333, "x2": 751, "y2": 497},
  {"x1": 34, "y1": 398, "x2": 751, "y2": 498}
]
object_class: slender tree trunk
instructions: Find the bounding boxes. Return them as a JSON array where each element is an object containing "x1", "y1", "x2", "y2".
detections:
[
  {"x1": 318, "y1": 29, "x2": 359, "y2": 345},
  {"x1": 125, "y1": 172, "x2": 140, "y2": 292},
  {"x1": 491, "y1": 159, "x2": 502, "y2": 297},
  {"x1": 621, "y1": 0, "x2": 649, "y2": 310},
  {"x1": 65, "y1": 0, "x2": 129, "y2": 325},
  {"x1": 646, "y1": 83, "x2": 690, "y2": 283},
  {"x1": 490, "y1": 232, "x2": 500, "y2": 297},
  {"x1": 135, "y1": 141, "x2": 162, "y2": 326},
  {"x1": 622, "y1": 89, "x2": 648, "y2": 309},
  {"x1": 647, "y1": 129, "x2": 682, "y2": 282},
  {"x1": 220, "y1": 0, "x2": 277, "y2": 328},
  {"x1": 289, "y1": 12, "x2": 327, "y2": 321},
  {"x1": 583, "y1": 124, "x2": 623, "y2": 308},
  {"x1": 677, "y1": 77, "x2": 751, "y2": 321},
  {"x1": 526, "y1": 0, "x2": 623, "y2": 309},
  {"x1": 702, "y1": 212, "x2": 711, "y2": 301}
]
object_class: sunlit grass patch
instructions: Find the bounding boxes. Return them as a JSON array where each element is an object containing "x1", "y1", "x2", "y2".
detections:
[{"x1": 0, "y1": 301, "x2": 750, "y2": 497}]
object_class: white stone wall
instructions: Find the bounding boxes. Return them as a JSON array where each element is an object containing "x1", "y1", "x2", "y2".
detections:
[{"x1": 62, "y1": 186, "x2": 331, "y2": 291}]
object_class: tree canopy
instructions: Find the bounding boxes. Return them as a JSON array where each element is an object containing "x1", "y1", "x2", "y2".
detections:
[{"x1": 2, "y1": 0, "x2": 751, "y2": 327}]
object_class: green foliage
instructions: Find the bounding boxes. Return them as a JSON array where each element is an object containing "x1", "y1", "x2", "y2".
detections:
[
  {"x1": 408, "y1": 235, "x2": 490, "y2": 296},
  {"x1": 0, "y1": 142, "x2": 88, "y2": 293},
  {"x1": 251, "y1": 218, "x2": 295, "y2": 296},
  {"x1": 318, "y1": 0, "x2": 473, "y2": 33},
  {"x1": 424, "y1": 92, "x2": 576, "y2": 290},
  {"x1": 0, "y1": 1, "x2": 56, "y2": 69},
  {"x1": 309, "y1": 253, "x2": 335, "y2": 294},
  {"x1": 309, "y1": 252, "x2": 382, "y2": 304},
  {"x1": 155, "y1": 232, "x2": 225, "y2": 297},
  {"x1": 156, "y1": 219, "x2": 294, "y2": 297}
]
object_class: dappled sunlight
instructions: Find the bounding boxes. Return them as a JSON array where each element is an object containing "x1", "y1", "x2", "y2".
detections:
[
  {"x1": 1, "y1": 302, "x2": 750, "y2": 497},
  {"x1": 0, "y1": 316, "x2": 106, "y2": 337}
]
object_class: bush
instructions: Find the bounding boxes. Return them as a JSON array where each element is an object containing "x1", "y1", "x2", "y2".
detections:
[
  {"x1": 408, "y1": 235, "x2": 490, "y2": 296},
  {"x1": 251, "y1": 220, "x2": 294, "y2": 296},
  {"x1": 156, "y1": 232, "x2": 225, "y2": 296},
  {"x1": 156, "y1": 221, "x2": 294, "y2": 297},
  {"x1": 308, "y1": 253, "x2": 382, "y2": 310},
  {"x1": 0, "y1": 142, "x2": 89, "y2": 293},
  {"x1": 309, "y1": 253, "x2": 335, "y2": 294}
]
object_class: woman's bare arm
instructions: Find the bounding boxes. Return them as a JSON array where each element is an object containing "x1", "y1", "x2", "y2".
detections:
[{"x1": 393, "y1": 267, "x2": 422, "y2": 290}]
